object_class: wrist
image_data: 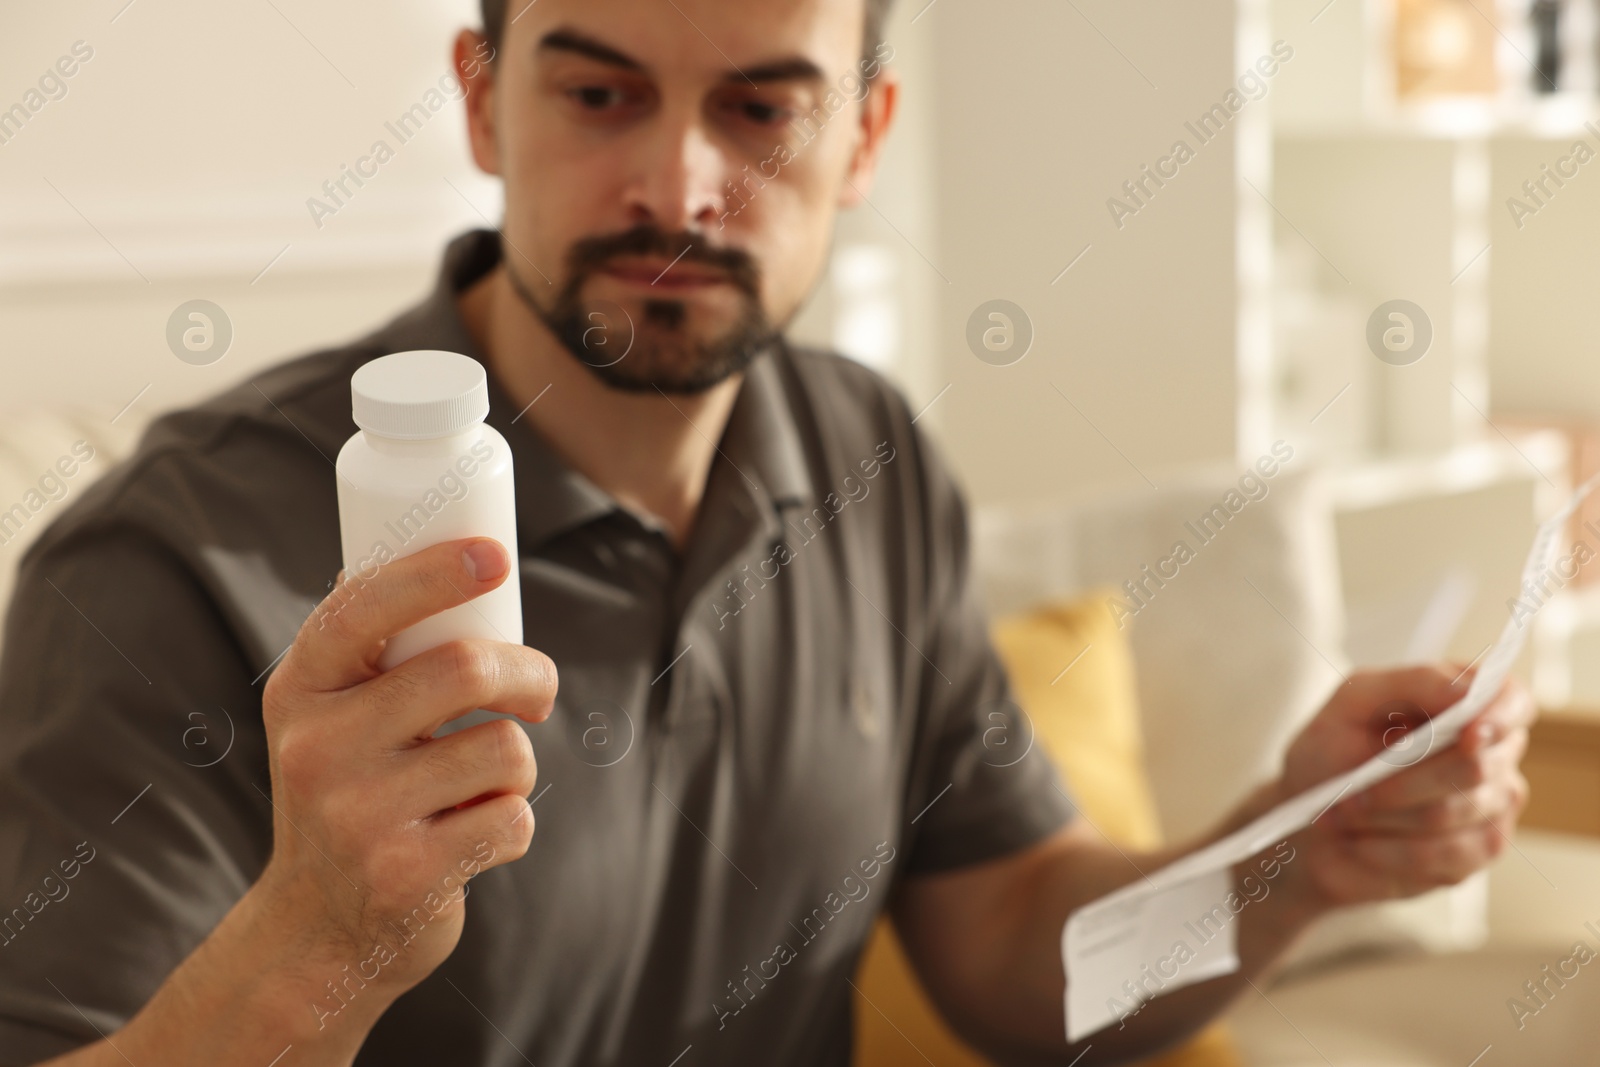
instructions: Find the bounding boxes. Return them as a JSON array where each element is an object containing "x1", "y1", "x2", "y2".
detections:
[
  {"x1": 226, "y1": 879, "x2": 410, "y2": 1048},
  {"x1": 105, "y1": 879, "x2": 408, "y2": 1067},
  {"x1": 1228, "y1": 779, "x2": 1338, "y2": 931},
  {"x1": 1221, "y1": 777, "x2": 1292, "y2": 836},
  {"x1": 1267, "y1": 831, "x2": 1339, "y2": 930}
]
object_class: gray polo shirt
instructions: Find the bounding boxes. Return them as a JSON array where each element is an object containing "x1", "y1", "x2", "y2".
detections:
[{"x1": 0, "y1": 229, "x2": 1075, "y2": 1066}]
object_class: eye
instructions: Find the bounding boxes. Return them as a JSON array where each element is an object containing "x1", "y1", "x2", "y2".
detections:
[
  {"x1": 739, "y1": 100, "x2": 789, "y2": 125},
  {"x1": 570, "y1": 85, "x2": 625, "y2": 110}
]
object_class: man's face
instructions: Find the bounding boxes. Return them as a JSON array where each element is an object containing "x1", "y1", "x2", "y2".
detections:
[{"x1": 468, "y1": 0, "x2": 886, "y2": 394}]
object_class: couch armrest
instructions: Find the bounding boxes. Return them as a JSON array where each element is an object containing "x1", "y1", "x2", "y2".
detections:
[{"x1": 1521, "y1": 707, "x2": 1600, "y2": 837}]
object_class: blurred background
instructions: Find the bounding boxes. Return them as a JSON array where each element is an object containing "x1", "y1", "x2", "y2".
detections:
[
  {"x1": 14, "y1": 0, "x2": 1600, "y2": 705},
  {"x1": 10, "y1": 1, "x2": 1600, "y2": 1063}
]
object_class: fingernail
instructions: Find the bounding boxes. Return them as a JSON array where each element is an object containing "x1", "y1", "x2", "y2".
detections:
[
  {"x1": 1476, "y1": 721, "x2": 1496, "y2": 744},
  {"x1": 464, "y1": 540, "x2": 508, "y2": 582}
]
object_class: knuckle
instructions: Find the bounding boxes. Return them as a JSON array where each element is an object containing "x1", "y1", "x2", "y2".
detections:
[
  {"x1": 1511, "y1": 771, "x2": 1531, "y2": 809},
  {"x1": 487, "y1": 716, "x2": 534, "y2": 775},
  {"x1": 516, "y1": 647, "x2": 559, "y2": 712},
  {"x1": 1420, "y1": 838, "x2": 1462, "y2": 881},
  {"x1": 399, "y1": 560, "x2": 458, "y2": 618},
  {"x1": 312, "y1": 577, "x2": 365, "y2": 641},
  {"x1": 369, "y1": 666, "x2": 423, "y2": 719},
  {"x1": 1396, "y1": 837, "x2": 1428, "y2": 872},
  {"x1": 452, "y1": 800, "x2": 526, "y2": 870},
  {"x1": 262, "y1": 669, "x2": 296, "y2": 728},
  {"x1": 275, "y1": 724, "x2": 328, "y2": 791},
  {"x1": 1421, "y1": 800, "x2": 1455, "y2": 833},
  {"x1": 531, "y1": 648, "x2": 559, "y2": 695},
  {"x1": 445, "y1": 640, "x2": 498, "y2": 697},
  {"x1": 1504, "y1": 727, "x2": 1531, "y2": 762},
  {"x1": 1424, "y1": 662, "x2": 1453, "y2": 683},
  {"x1": 497, "y1": 797, "x2": 536, "y2": 858},
  {"x1": 425, "y1": 736, "x2": 484, "y2": 782}
]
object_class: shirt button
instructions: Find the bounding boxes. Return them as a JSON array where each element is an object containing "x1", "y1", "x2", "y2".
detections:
[{"x1": 851, "y1": 676, "x2": 883, "y2": 739}]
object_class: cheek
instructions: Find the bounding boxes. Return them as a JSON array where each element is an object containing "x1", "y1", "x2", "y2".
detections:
[
  {"x1": 731, "y1": 153, "x2": 846, "y2": 316},
  {"x1": 502, "y1": 125, "x2": 627, "y2": 268}
]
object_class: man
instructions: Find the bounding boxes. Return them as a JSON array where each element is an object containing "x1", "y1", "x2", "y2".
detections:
[{"x1": 0, "y1": 0, "x2": 1532, "y2": 1064}]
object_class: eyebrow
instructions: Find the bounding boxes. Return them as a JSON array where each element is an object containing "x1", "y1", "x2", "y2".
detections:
[
  {"x1": 734, "y1": 57, "x2": 826, "y2": 84},
  {"x1": 537, "y1": 26, "x2": 825, "y2": 86},
  {"x1": 538, "y1": 28, "x2": 644, "y2": 71}
]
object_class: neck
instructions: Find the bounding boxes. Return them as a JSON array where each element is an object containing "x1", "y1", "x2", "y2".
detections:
[{"x1": 458, "y1": 265, "x2": 742, "y2": 552}]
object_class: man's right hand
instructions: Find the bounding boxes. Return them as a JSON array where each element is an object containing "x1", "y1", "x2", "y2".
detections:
[
  {"x1": 36, "y1": 536, "x2": 555, "y2": 1067},
  {"x1": 257, "y1": 535, "x2": 554, "y2": 1002}
]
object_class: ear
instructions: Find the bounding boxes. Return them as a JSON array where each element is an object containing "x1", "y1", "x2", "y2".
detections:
[
  {"x1": 456, "y1": 29, "x2": 501, "y2": 176},
  {"x1": 837, "y1": 63, "x2": 901, "y2": 209}
]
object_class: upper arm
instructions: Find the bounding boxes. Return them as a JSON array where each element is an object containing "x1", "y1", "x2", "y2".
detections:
[
  {"x1": 890, "y1": 819, "x2": 1102, "y2": 1047},
  {"x1": 889, "y1": 403, "x2": 1077, "y2": 879},
  {"x1": 0, "y1": 528, "x2": 271, "y2": 1062}
]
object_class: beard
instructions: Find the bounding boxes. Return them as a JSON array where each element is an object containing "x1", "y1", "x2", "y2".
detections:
[{"x1": 504, "y1": 224, "x2": 781, "y2": 395}]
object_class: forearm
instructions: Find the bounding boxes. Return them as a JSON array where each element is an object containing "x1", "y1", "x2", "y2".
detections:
[
  {"x1": 1028, "y1": 835, "x2": 1325, "y2": 1064},
  {"x1": 36, "y1": 880, "x2": 403, "y2": 1067},
  {"x1": 913, "y1": 782, "x2": 1333, "y2": 1065}
]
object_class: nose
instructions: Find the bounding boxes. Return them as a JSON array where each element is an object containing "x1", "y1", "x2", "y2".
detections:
[{"x1": 621, "y1": 105, "x2": 730, "y2": 233}]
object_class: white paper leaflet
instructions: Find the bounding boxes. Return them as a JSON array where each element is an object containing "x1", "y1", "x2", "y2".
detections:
[{"x1": 1062, "y1": 473, "x2": 1600, "y2": 1043}]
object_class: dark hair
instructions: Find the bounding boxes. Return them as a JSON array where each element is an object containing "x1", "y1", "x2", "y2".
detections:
[{"x1": 479, "y1": 0, "x2": 895, "y2": 75}]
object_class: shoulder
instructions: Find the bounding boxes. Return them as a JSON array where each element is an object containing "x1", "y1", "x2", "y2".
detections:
[
  {"x1": 768, "y1": 342, "x2": 930, "y2": 496},
  {"x1": 11, "y1": 340, "x2": 385, "y2": 675},
  {"x1": 769, "y1": 343, "x2": 971, "y2": 597},
  {"x1": 773, "y1": 342, "x2": 961, "y2": 510},
  {"x1": 30, "y1": 344, "x2": 369, "y2": 561},
  {"x1": 774, "y1": 342, "x2": 916, "y2": 441}
]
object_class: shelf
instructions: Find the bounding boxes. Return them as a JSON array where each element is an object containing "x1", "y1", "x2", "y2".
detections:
[
  {"x1": 1325, "y1": 433, "x2": 1570, "y2": 512},
  {"x1": 1276, "y1": 93, "x2": 1600, "y2": 141}
]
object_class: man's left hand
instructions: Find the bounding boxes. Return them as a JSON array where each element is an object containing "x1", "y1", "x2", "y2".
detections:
[{"x1": 1274, "y1": 665, "x2": 1536, "y2": 911}]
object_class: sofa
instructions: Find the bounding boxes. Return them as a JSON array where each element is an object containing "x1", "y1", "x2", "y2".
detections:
[{"x1": 961, "y1": 460, "x2": 1600, "y2": 1066}]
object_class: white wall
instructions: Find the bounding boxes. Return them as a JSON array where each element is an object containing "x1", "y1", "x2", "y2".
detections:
[
  {"x1": 1489, "y1": 135, "x2": 1600, "y2": 423},
  {"x1": 923, "y1": 0, "x2": 1242, "y2": 506},
  {"x1": 1, "y1": 1, "x2": 1251, "y2": 511},
  {"x1": 1, "y1": 0, "x2": 492, "y2": 420},
  {"x1": 0, "y1": 0, "x2": 948, "y2": 432}
]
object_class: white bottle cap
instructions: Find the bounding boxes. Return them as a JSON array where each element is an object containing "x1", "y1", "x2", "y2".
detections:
[{"x1": 350, "y1": 350, "x2": 490, "y2": 439}]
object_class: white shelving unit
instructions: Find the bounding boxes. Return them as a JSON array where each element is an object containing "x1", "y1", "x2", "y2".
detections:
[{"x1": 1238, "y1": 0, "x2": 1600, "y2": 699}]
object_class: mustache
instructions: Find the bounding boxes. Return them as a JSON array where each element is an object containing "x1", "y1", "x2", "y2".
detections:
[{"x1": 566, "y1": 225, "x2": 761, "y2": 295}]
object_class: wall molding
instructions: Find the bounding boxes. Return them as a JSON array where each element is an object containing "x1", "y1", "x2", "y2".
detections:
[{"x1": 0, "y1": 176, "x2": 502, "y2": 288}]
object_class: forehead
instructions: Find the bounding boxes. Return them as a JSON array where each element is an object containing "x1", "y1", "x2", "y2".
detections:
[{"x1": 503, "y1": 0, "x2": 868, "y2": 79}]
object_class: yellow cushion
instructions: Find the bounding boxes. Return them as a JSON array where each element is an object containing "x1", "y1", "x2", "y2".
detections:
[{"x1": 852, "y1": 590, "x2": 1242, "y2": 1067}]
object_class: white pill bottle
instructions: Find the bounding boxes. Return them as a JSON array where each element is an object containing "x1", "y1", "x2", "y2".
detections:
[{"x1": 335, "y1": 350, "x2": 522, "y2": 670}]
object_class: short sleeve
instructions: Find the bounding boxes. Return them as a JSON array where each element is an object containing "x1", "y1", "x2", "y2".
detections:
[
  {"x1": 0, "y1": 526, "x2": 272, "y2": 1064},
  {"x1": 897, "y1": 425, "x2": 1078, "y2": 876}
]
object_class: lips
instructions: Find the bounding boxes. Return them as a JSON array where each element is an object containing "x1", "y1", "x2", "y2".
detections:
[{"x1": 600, "y1": 256, "x2": 730, "y2": 289}]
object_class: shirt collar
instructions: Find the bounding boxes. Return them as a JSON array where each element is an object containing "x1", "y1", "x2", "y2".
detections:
[{"x1": 381, "y1": 228, "x2": 813, "y2": 552}]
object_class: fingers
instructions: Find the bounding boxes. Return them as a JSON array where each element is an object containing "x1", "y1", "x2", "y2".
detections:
[
  {"x1": 1341, "y1": 748, "x2": 1527, "y2": 835},
  {"x1": 402, "y1": 717, "x2": 539, "y2": 818},
  {"x1": 288, "y1": 538, "x2": 512, "y2": 692},
  {"x1": 430, "y1": 791, "x2": 537, "y2": 875},
  {"x1": 1354, "y1": 725, "x2": 1528, "y2": 814},
  {"x1": 1366, "y1": 667, "x2": 1535, "y2": 757},
  {"x1": 354, "y1": 638, "x2": 558, "y2": 744},
  {"x1": 1328, "y1": 790, "x2": 1525, "y2": 892},
  {"x1": 1346, "y1": 664, "x2": 1472, "y2": 719},
  {"x1": 1458, "y1": 679, "x2": 1539, "y2": 758}
]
